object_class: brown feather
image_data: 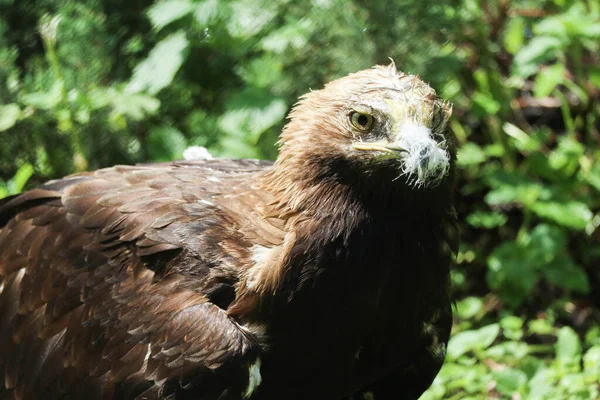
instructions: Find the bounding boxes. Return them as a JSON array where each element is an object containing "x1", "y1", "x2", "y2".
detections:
[{"x1": 0, "y1": 65, "x2": 457, "y2": 400}]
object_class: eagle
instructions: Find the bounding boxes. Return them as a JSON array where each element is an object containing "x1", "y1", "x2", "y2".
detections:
[{"x1": 0, "y1": 64, "x2": 458, "y2": 400}]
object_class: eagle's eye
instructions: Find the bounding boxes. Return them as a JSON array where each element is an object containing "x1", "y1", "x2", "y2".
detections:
[{"x1": 350, "y1": 111, "x2": 374, "y2": 131}]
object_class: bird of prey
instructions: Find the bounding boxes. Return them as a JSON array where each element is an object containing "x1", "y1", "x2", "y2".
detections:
[{"x1": 0, "y1": 64, "x2": 458, "y2": 400}]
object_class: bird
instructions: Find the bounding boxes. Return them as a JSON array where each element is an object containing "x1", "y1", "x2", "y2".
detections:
[{"x1": 0, "y1": 63, "x2": 458, "y2": 400}]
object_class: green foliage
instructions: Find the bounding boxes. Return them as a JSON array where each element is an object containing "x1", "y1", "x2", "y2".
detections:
[
  {"x1": 0, "y1": 0, "x2": 599, "y2": 398},
  {"x1": 427, "y1": 1, "x2": 600, "y2": 397},
  {"x1": 0, "y1": 163, "x2": 34, "y2": 198}
]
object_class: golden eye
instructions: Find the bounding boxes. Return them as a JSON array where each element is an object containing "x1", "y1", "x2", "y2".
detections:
[{"x1": 350, "y1": 112, "x2": 374, "y2": 131}]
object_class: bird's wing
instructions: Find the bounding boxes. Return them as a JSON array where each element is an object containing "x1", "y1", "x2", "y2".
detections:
[{"x1": 0, "y1": 159, "x2": 273, "y2": 400}]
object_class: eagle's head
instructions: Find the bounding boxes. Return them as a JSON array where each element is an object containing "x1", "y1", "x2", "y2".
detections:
[{"x1": 274, "y1": 63, "x2": 456, "y2": 193}]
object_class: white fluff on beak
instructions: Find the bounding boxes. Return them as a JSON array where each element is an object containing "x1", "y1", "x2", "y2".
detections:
[{"x1": 397, "y1": 122, "x2": 450, "y2": 187}]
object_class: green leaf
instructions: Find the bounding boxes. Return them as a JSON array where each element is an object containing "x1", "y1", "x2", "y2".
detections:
[
  {"x1": 127, "y1": 32, "x2": 189, "y2": 95},
  {"x1": 583, "y1": 345, "x2": 600, "y2": 382},
  {"x1": 487, "y1": 241, "x2": 538, "y2": 308},
  {"x1": 21, "y1": 80, "x2": 64, "y2": 110},
  {"x1": 447, "y1": 324, "x2": 500, "y2": 360},
  {"x1": 11, "y1": 163, "x2": 34, "y2": 193},
  {"x1": 466, "y1": 210, "x2": 507, "y2": 229},
  {"x1": 485, "y1": 183, "x2": 543, "y2": 207},
  {"x1": 486, "y1": 341, "x2": 529, "y2": 361},
  {"x1": 147, "y1": 126, "x2": 187, "y2": 161},
  {"x1": 529, "y1": 201, "x2": 592, "y2": 230},
  {"x1": 457, "y1": 143, "x2": 487, "y2": 166},
  {"x1": 471, "y1": 91, "x2": 501, "y2": 116},
  {"x1": 513, "y1": 36, "x2": 562, "y2": 78},
  {"x1": 534, "y1": 64, "x2": 566, "y2": 98},
  {"x1": 455, "y1": 297, "x2": 483, "y2": 319},
  {"x1": 484, "y1": 143, "x2": 505, "y2": 157},
  {"x1": 236, "y1": 55, "x2": 283, "y2": 88},
  {"x1": 556, "y1": 327, "x2": 582, "y2": 367},
  {"x1": 558, "y1": 373, "x2": 586, "y2": 394},
  {"x1": 504, "y1": 122, "x2": 541, "y2": 152},
  {"x1": 544, "y1": 255, "x2": 590, "y2": 293},
  {"x1": 219, "y1": 88, "x2": 287, "y2": 145},
  {"x1": 585, "y1": 162, "x2": 600, "y2": 192},
  {"x1": 527, "y1": 153, "x2": 560, "y2": 182},
  {"x1": 227, "y1": 0, "x2": 276, "y2": 38},
  {"x1": 534, "y1": 14, "x2": 569, "y2": 43},
  {"x1": 493, "y1": 367, "x2": 527, "y2": 396},
  {"x1": 589, "y1": 66, "x2": 600, "y2": 88},
  {"x1": 261, "y1": 19, "x2": 314, "y2": 53},
  {"x1": 109, "y1": 91, "x2": 161, "y2": 121},
  {"x1": 194, "y1": 0, "x2": 221, "y2": 26},
  {"x1": 0, "y1": 104, "x2": 21, "y2": 131},
  {"x1": 528, "y1": 367, "x2": 556, "y2": 400},
  {"x1": 148, "y1": 0, "x2": 195, "y2": 31},
  {"x1": 586, "y1": 326, "x2": 600, "y2": 347},
  {"x1": 525, "y1": 223, "x2": 566, "y2": 262},
  {"x1": 503, "y1": 17, "x2": 525, "y2": 55},
  {"x1": 548, "y1": 136, "x2": 585, "y2": 177},
  {"x1": 528, "y1": 319, "x2": 554, "y2": 335},
  {"x1": 500, "y1": 315, "x2": 524, "y2": 341}
]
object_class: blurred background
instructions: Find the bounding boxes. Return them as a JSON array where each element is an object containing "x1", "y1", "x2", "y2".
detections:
[{"x1": 0, "y1": 0, "x2": 599, "y2": 398}]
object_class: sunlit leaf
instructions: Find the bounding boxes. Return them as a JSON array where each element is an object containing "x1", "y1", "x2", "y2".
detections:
[
  {"x1": 485, "y1": 183, "x2": 543, "y2": 207},
  {"x1": 261, "y1": 19, "x2": 314, "y2": 53},
  {"x1": 528, "y1": 319, "x2": 554, "y2": 335},
  {"x1": 558, "y1": 373, "x2": 586, "y2": 394},
  {"x1": 513, "y1": 36, "x2": 562, "y2": 77},
  {"x1": 0, "y1": 104, "x2": 21, "y2": 131},
  {"x1": 236, "y1": 55, "x2": 284, "y2": 88},
  {"x1": 447, "y1": 324, "x2": 500, "y2": 360},
  {"x1": 194, "y1": 0, "x2": 222, "y2": 26},
  {"x1": 528, "y1": 367, "x2": 556, "y2": 400},
  {"x1": 484, "y1": 171, "x2": 550, "y2": 207},
  {"x1": 500, "y1": 315, "x2": 524, "y2": 341},
  {"x1": 219, "y1": 88, "x2": 287, "y2": 144},
  {"x1": 148, "y1": 0, "x2": 195, "y2": 31},
  {"x1": 493, "y1": 367, "x2": 527, "y2": 396},
  {"x1": 466, "y1": 210, "x2": 507, "y2": 229},
  {"x1": 503, "y1": 16, "x2": 525, "y2": 55},
  {"x1": 457, "y1": 143, "x2": 487, "y2": 166},
  {"x1": 486, "y1": 341, "x2": 529, "y2": 361},
  {"x1": 110, "y1": 91, "x2": 160, "y2": 121},
  {"x1": 504, "y1": 123, "x2": 540, "y2": 152},
  {"x1": 21, "y1": 81, "x2": 64, "y2": 110},
  {"x1": 586, "y1": 327, "x2": 600, "y2": 348},
  {"x1": 583, "y1": 345, "x2": 600, "y2": 382},
  {"x1": 529, "y1": 201, "x2": 592, "y2": 230},
  {"x1": 534, "y1": 64, "x2": 565, "y2": 98},
  {"x1": 525, "y1": 224, "x2": 566, "y2": 262},
  {"x1": 547, "y1": 136, "x2": 584, "y2": 177},
  {"x1": 11, "y1": 163, "x2": 34, "y2": 193},
  {"x1": 455, "y1": 297, "x2": 483, "y2": 319},
  {"x1": 127, "y1": 32, "x2": 189, "y2": 95},
  {"x1": 227, "y1": 0, "x2": 276, "y2": 38},
  {"x1": 471, "y1": 91, "x2": 501, "y2": 116},
  {"x1": 556, "y1": 327, "x2": 582, "y2": 367}
]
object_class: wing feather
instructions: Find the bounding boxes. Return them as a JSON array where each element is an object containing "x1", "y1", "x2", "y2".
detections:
[{"x1": 0, "y1": 160, "x2": 278, "y2": 399}]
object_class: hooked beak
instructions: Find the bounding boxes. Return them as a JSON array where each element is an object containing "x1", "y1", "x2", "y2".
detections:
[
  {"x1": 352, "y1": 122, "x2": 451, "y2": 187},
  {"x1": 352, "y1": 141, "x2": 407, "y2": 157}
]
